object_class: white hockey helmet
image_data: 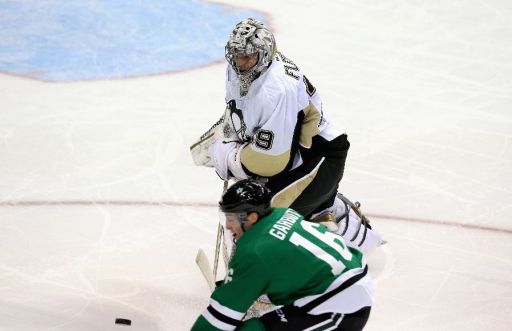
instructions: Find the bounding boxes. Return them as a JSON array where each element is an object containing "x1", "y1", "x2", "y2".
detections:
[{"x1": 225, "y1": 18, "x2": 276, "y2": 76}]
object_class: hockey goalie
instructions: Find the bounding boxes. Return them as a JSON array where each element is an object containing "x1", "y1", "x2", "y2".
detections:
[{"x1": 190, "y1": 18, "x2": 385, "y2": 257}]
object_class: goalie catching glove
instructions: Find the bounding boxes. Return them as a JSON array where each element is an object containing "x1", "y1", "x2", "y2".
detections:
[{"x1": 190, "y1": 101, "x2": 250, "y2": 180}]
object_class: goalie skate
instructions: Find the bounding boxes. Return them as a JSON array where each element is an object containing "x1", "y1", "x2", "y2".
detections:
[
  {"x1": 335, "y1": 193, "x2": 386, "y2": 252},
  {"x1": 310, "y1": 193, "x2": 385, "y2": 253}
]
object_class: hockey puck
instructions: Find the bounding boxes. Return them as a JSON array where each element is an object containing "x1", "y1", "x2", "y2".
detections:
[{"x1": 115, "y1": 318, "x2": 132, "y2": 326}]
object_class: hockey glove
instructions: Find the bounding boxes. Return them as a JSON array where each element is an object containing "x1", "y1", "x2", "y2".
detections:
[
  {"x1": 212, "y1": 140, "x2": 249, "y2": 181},
  {"x1": 190, "y1": 115, "x2": 223, "y2": 167},
  {"x1": 190, "y1": 101, "x2": 247, "y2": 167}
]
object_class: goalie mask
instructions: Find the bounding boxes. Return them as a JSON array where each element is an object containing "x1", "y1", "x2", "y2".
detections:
[{"x1": 225, "y1": 18, "x2": 276, "y2": 96}]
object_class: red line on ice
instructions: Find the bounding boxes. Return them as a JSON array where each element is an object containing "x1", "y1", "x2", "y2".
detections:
[{"x1": 1, "y1": 199, "x2": 510, "y2": 235}]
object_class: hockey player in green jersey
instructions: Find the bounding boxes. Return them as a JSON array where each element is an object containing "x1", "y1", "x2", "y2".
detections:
[{"x1": 191, "y1": 180, "x2": 373, "y2": 331}]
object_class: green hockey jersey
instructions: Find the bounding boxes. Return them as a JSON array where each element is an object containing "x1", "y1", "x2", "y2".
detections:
[{"x1": 191, "y1": 208, "x2": 373, "y2": 330}]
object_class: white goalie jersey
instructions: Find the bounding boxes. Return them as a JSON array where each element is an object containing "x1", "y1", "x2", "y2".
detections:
[{"x1": 223, "y1": 52, "x2": 343, "y2": 178}]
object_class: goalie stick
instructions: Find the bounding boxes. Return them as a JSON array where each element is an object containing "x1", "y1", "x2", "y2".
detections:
[
  {"x1": 195, "y1": 248, "x2": 215, "y2": 291},
  {"x1": 212, "y1": 180, "x2": 229, "y2": 280},
  {"x1": 194, "y1": 179, "x2": 228, "y2": 293},
  {"x1": 195, "y1": 180, "x2": 275, "y2": 318}
]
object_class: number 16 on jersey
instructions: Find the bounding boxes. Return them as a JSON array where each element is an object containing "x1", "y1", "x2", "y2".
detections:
[{"x1": 290, "y1": 222, "x2": 353, "y2": 275}]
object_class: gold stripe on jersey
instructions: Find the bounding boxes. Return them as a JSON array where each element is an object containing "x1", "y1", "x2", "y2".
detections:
[
  {"x1": 271, "y1": 158, "x2": 324, "y2": 208},
  {"x1": 300, "y1": 101, "x2": 321, "y2": 149},
  {"x1": 240, "y1": 145, "x2": 290, "y2": 177}
]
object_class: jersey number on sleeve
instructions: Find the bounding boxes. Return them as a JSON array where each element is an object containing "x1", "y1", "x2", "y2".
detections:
[
  {"x1": 289, "y1": 222, "x2": 352, "y2": 275},
  {"x1": 303, "y1": 75, "x2": 316, "y2": 97}
]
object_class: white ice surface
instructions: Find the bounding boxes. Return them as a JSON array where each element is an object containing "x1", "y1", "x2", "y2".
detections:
[{"x1": 1, "y1": 0, "x2": 511, "y2": 330}]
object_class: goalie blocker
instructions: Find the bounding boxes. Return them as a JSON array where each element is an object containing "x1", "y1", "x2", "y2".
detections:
[{"x1": 190, "y1": 100, "x2": 248, "y2": 169}]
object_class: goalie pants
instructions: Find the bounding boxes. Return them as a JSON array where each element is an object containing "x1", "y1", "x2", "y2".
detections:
[
  {"x1": 266, "y1": 134, "x2": 350, "y2": 219},
  {"x1": 259, "y1": 306, "x2": 371, "y2": 331}
]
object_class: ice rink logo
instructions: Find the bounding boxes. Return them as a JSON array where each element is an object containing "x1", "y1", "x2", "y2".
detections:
[{"x1": 0, "y1": 0, "x2": 265, "y2": 81}]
